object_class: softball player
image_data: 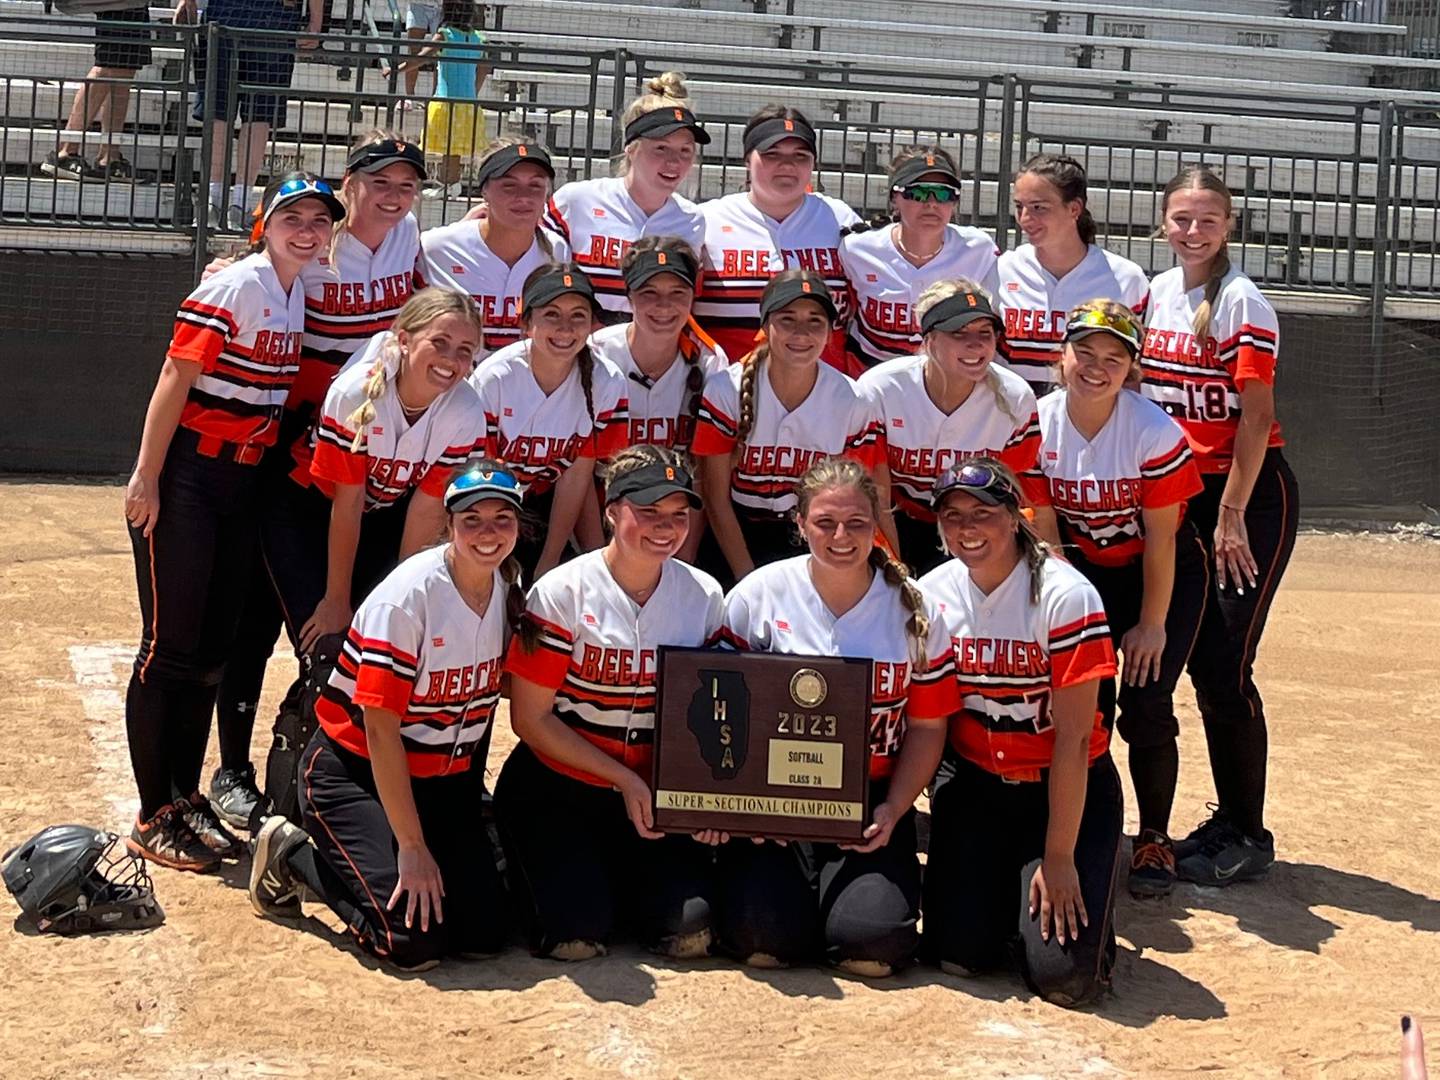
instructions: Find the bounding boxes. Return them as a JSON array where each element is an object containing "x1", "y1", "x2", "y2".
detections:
[
  {"x1": 470, "y1": 264, "x2": 630, "y2": 581},
  {"x1": 247, "y1": 464, "x2": 525, "y2": 971},
  {"x1": 858, "y1": 280, "x2": 1039, "y2": 576},
  {"x1": 417, "y1": 140, "x2": 571, "y2": 357},
  {"x1": 841, "y1": 147, "x2": 1000, "y2": 371},
  {"x1": 997, "y1": 154, "x2": 1149, "y2": 396},
  {"x1": 543, "y1": 72, "x2": 710, "y2": 314},
  {"x1": 1024, "y1": 300, "x2": 1206, "y2": 899},
  {"x1": 123, "y1": 174, "x2": 343, "y2": 872},
  {"x1": 498, "y1": 446, "x2": 724, "y2": 961},
  {"x1": 694, "y1": 106, "x2": 861, "y2": 372},
  {"x1": 692, "y1": 271, "x2": 877, "y2": 585},
  {"x1": 918, "y1": 459, "x2": 1121, "y2": 1008},
  {"x1": 714, "y1": 457, "x2": 958, "y2": 976},
  {"x1": 210, "y1": 131, "x2": 427, "y2": 827},
  {"x1": 1139, "y1": 166, "x2": 1298, "y2": 888}
]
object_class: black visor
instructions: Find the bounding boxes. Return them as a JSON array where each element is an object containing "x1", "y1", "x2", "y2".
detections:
[
  {"x1": 623, "y1": 247, "x2": 698, "y2": 291},
  {"x1": 759, "y1": 271, "x2": 838, "y2": 324},
  {"x1": 890, "y1": 153, "x2": 962, "y2": 191},
  {"x1": 624, "y1": 106, "x2": 711, "y2": 146},
  {"x1": 475, "y1": 142, "x2": 556, "y2": 189},
  {"x1": 605, "y1": 460, "x2": 702, "y2": 509},
  {"x1": 345, "y1": 138, "x2": 427, "y2": 180},
  {"x1": 919, "y1": 290, "x2": 1003, "y2": 335},
  {"x1": 522, "y1": 266, "x2": 600, "y2": 314},
  {"x1": 743, "y1": 115, "x2": 817, "y2": 156}
]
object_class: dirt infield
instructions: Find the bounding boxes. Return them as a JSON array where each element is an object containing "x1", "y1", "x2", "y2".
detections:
[{"x1": 1, "y1": 479, "x2": 1437, "y2": 1079}]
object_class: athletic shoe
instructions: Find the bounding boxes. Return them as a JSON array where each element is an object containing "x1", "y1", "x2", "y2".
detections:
[
  {"x1": 176, "y1": 794, "x2": 243, "y2": 859},
  {"x1": 40, "y1": 150, "x2": 98, "y2": 180},
  {"x1": 657, "y1": 929, "x2": 712, "y2": 960},
  {"x1": 1173, "y1": 804, "x2": 1231, "y2": 861},
  {"x1": 249, "y1": 815, "x2": 310, "y2": 919},
  {"x1": 837, "y1": 958, "x2": 892, "y2": 978},
  {"x1": 1176, "y1": 822, "x2": 1275, "y2": 886},
  {"x1": 96, "y1": 156, "x2": 135, "y2": 180},
  {"x1": 209, "y1": 764, "x2": 262, "y2": 830},
  {"x1": 127, "y1": 804, "x2": 221, "y2": 872},
  {"x1": 1128, "y1": 829, "x2": 1177, "y2": 899},
  {"x1": 224, "y1": 204, "x2": 250, "y2": 232}
]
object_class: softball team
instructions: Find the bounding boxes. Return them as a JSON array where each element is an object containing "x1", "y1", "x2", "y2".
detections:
[{"x1": 132, "y1": 111, "x2": 1300, "y2": 1009}]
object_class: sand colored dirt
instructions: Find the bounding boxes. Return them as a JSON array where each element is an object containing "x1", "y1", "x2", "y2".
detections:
[{"x1": 1, "y1": 480, "x2": 1437, "y2": 1079}]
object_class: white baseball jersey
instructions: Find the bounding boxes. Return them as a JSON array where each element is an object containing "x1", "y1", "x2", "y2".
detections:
[
  {"x1": 316, "y1": 546, "x2": 509, "y2": 778},
  {"x1": 416, "y1": 219, "x2": 571, "y2": 356},
  {"x1": 294, "y1": 216, "x2": 421, "y2": 413},
  {"x1": 859, "y1": 355, "x2": 1040, "y2": 522},
  {"x1": 840, "y1": 224, "x2": 1001, "y2": 369},
  {"x1": 469, "y1": 341, "x2": 630, "y2": 498},
  {"x1": 506, "y1": 549, "x2": 724, "y2": 786},
  {"x1": 919, "y1": 554, "x2": 1115, "y2": 781},
  {"x1": 169, "y1": 252, "x2": 305, "y2": 448},
  {"x1": 587, "y1": 322, "x2": 729, "y2": 450},
  {"x1": 1026, "y1": 388, "x2": 1203, "y2": 568},
  {"x1": 694, "y1": 191, "x2": 861, "y2": 369},
  {"x1": 692, "y1": 360, "x2": 878, "y2": 518},
  {"x1": 543, "y1": 177, "x2": 706, "y2": 313},
  {"x1": 719, "y1": 555, "x2": 960, "y2": 780},
  {"x1": 994, "y1": 243, "x2": 1150, "y2": 393},
  {"x1": 302, "y1": 341, "x2": 486, "y2": 506},
  {"x1": 1139, "y1": 266, "x2": 1284, "y2": 474}
]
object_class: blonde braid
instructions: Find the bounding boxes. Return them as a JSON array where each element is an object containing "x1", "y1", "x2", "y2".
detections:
[
  {"x1": 344, "y1": 342, "x2": 394, "y2": 452},
  {"x1": 734, "y1": 342, "x2": 767, "y2": 448},
  {"x1": 867, "y1": 546, "x2": 931, "y2": 673},
  {"x1": 1018, "y1": 517, "x2": 1051, "y2": 606}
]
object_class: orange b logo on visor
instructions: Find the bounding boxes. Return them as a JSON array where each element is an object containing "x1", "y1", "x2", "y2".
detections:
[
  {"x1": 563, "y1": 274, "x2": 573, "y2": 286},
  {"x1": 517, "y1": 145, "x2": 528, "y2": 156},
  {"x1": 784, "y1": 119, "x2": 795, "y2": 131},
  {"x1": 674, "y1": 109, "x2": 684, "y2": 121},
  {"x1": 665, "y1": 467, "x2": 676, "y2": 480},
  {"x1": 658, "y1": 252, "x2": 668, "y2": 265}
]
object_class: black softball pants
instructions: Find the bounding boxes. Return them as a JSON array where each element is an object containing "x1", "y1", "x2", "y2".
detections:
[
  {"x1": 1185, "y1": 449, "x2": 1299, "y2": 840},
  {"x1": 712, "y1": 781, "x2": 921, "y2": 970},
  {"x1": 1069, "y1": 522, "x2": 1209, "y2": 837},
  {"x1": 493, "y1": 742, "x2": 716, "y2": 956},
  {"x1": 292, "y1": 731, "x2": 506, "y2": 968},
  {"x1": 126, "y1": 433, "x2": 262, "y2": 819},
  {"x1": 694, "y1": 509, "x2": 799, "y2": 591},
  {"x1": 923, "y1": 756, "x2": 1124, "y2": 1008},
  {"x1": 893, "y1": 510, "x2": 948, "y2": 578}
]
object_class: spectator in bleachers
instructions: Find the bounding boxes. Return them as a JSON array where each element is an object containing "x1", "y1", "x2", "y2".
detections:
[
  {"x1": 994, "y1": 154, "x2": 1149, "y2": 397},
  {"x1": 404, "y1": 0, "x2": 490, "y2": 198},
  {"x1": 179, "y1": 0, "x2": 322, "y2": 230},
  {"x1": 694, "y1": 105, "x2": 859, "y2": 374},
  {"x1": 398, "y1": 0, "x2": 444, "y2": 107},
  {"x1": 41, "y1": 6, "x2": 152, "y2": 181},
  {"x1": 543, "y1": 72, "x2": 710, "y2": 317}
]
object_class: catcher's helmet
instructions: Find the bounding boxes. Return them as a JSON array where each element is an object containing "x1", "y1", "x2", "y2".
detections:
[{"x1": 2, "y1": 825, "x2": 164, "y2": 934}]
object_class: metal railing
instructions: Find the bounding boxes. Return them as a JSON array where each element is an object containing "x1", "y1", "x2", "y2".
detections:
[{"x1": 2, "y1": 14, "x2": 1439, "y2": 314}]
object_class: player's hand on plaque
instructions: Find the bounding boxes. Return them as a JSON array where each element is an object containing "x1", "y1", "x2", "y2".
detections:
[
  {"x1": 691, "y1": 829, "x2": 730, "y2": 846},
  {"x1": 617, "y1": 770, "x2": 664, "y2": 840},
  {"x1": 841, "y1": 799, "x2": 901, "y2": 854}
]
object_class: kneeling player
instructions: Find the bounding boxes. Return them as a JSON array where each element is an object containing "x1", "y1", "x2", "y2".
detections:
[
  {"x1": 247, "y1": 464, "x2": 524, "y2": 972},
  {"x1": 919, "y1": 459, "x2": 1122, "y2": 1008},
  {"x1": 497, "y1": 446, "x2": 725, "y2": 961}
]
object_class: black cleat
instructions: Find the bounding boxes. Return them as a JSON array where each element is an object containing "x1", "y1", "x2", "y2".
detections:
[
  {"x1": 209, "y1": 764, "x2": 262, "y2": 830},
  {"x1": 177, "y1": 794, "x2": 243, "y2": 859},
  {"x1": 1176, "y1": 821, "x2": 1274, "y2": 886},
  {"x1": 127, "y1": 804, "x2": 220, "y2": 873}
]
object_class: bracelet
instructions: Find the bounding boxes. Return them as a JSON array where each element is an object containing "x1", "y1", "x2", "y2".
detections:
[{"x1": 1220, "y1": 502, "x2": 1246, "y2": 513}]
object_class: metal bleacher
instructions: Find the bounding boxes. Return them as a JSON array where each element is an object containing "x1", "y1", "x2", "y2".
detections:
[{"x1": 2, "y1": 0, "x2": 1439, "y2": 296}]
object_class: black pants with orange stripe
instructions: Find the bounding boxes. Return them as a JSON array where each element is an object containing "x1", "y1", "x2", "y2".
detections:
[
  {"x1": 493, "y1": 742, "x2": 716, "y2": 956},
  {"x1": 292, "y1": 731, "x2": 506, "y2": 968},
  {"x1": 1069, "y1": 521, "x2": 1209, "y2": 837},
  {"x1": 1184, "y1": 448, "x2": 1299, "y2": 840},
  {"x1": 126, "y1": 435, "x2": 263, "y2": 819},
  {"x1": 923, "y1": 755, "x2": 1124, "y2": 1008}
]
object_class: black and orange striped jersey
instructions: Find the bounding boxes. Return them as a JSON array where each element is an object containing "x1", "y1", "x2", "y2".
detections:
[
  {"x1": 469, "y1": 342, "x2": 630, "y2": 499},
  {"x1": 316, "y1": 547, "x2": 509, "y2": 778},
  {"x1": 300, "y1": 338, "x2": 485, "y2": 505},
  {"x1": 1025, "y1": 389, "x2": 1203, "y2": 567},
  {"x1": 1139, "y1": 266, "x2": 1284, "y2": 474},
  {"x1": 694, "y1": 191, "x2": 860, "y2": 371},
  {"x1": 920, "y1": 555, "x2": 1116, "y2": 781},
  {"x1": 167, "y1": 253, "x2": 305, "y2": 448},
  {"x1": 858, "y1": 355, "x2": 1040, "y2": 523},
  {"x1": 719, "y1": 555, "x2": 960, "y2": 781},
  {"x1": 840, "y1": 224, "x2": 1000, "y2": 369},
  {"x1": 293, "y1": 217, "x2": 420, "y2": 414},
  {"x1": 994, "y1": 243, "x2": 1149, "y2": 394},
  {"x1": 691, "y1": 359, "x2": 877, "y2": 518},
  {"x1": 543, "y1": 177, "x2": 705, "y2": 315},
  {"x1": 505, "y1": 549, "x2": 724, "y2": 787}
]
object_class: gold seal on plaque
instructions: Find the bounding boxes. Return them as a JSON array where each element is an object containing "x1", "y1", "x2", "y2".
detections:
[{"x1": 789, "y1": 668, "x2": 827, "y2": 708}]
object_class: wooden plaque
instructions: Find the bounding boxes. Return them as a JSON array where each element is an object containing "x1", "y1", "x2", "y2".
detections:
[{"x1": 651, "y1": 647, "x2": 872, "y2": 843}]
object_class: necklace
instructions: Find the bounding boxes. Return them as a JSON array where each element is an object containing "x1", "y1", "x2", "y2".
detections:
[
  {"x1": 893, "y1": 225, "x2": 943, "y2": 265},
  {"x1": 395, "y1": 383, "x2": 428, "y2": 421}
]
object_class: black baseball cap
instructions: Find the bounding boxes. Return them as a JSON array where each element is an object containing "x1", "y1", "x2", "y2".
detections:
[
  {"x1": 521, "y1": 265, "x2": 602, "y2": 315},
  {"x1": 623, "y1": 246, "x2": 698, "y2": 291},
  {"x1": 919, "y1": 289, "x2": 1003, "y2": 335},
  {"x1": 475, "y1": 142, "x2": 556, "y2": 189},
  {"x1": 931, "y1": 461, "x2": 1020, "y2": 509},
  {"x1": 345, "y1": 137, "x2": 427, "y2": 180},
  {"x1": 605, "y1": 460, "x2": 703, "y2": 509},
  {"x1": 890, "y1": 151, "x2": 962, "y2": 191},
  {"x1": 743, "y1": 115, "x2": 817, "y2": 156},
  {"x1": 445, "y1": 464, "x2": 524, "y2": 512},
  {"x1": 624, "y1": 106, "x2": 711, "y2": 146},
  {"x1": 758, "y1": 270, "x2": 838, "y2": 323}
]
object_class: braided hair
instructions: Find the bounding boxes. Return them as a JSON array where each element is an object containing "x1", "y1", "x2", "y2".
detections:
[
  {"x1": 1161, "y1": 165, "x2": 1234, "y2": 342},
  {"x1": 795, "y1": 457, "x2": 931, "y2": 672},
  {"x1": 519, "y1": 261, "x2": 597, "y2": 425}
]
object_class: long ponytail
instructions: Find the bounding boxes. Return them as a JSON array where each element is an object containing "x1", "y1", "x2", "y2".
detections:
[
  {"x1": 1160, "y1": 165, "x2": 1235, "y2": 343},
  {"x1": 866, "y1": 546, "x2": 931, "y2": 673}
]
